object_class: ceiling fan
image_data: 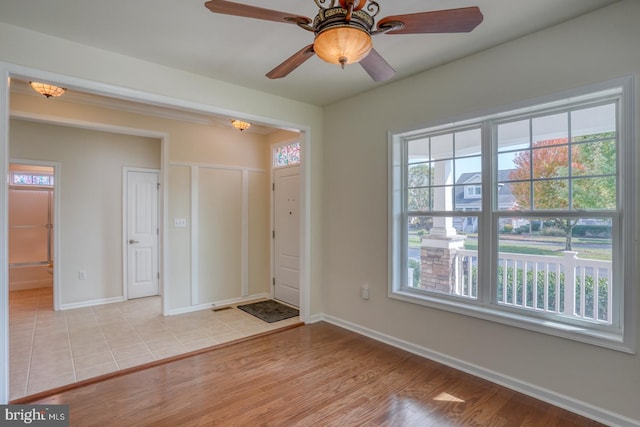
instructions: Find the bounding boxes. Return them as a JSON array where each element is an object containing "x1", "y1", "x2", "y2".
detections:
[{"x1": 204, "y1": 0, "x2": 483, "y2": 82}]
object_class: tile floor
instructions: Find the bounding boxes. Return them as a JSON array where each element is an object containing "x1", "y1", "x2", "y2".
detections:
[{"x1": 9, "y1": 287, "x2": 300, "y2": 401}]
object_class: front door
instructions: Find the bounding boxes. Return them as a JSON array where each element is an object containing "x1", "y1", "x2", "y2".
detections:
[
  {"x1": 126, "y1": 170, "x2": 159, "y2": 299},
  {"x1": 273, "y1": 166, "x2": 300, "y2": 307}
]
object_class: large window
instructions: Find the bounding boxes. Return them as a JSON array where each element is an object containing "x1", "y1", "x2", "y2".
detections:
[{"x1": 389, "y1": 79, "x2": 636, "y2": 351}]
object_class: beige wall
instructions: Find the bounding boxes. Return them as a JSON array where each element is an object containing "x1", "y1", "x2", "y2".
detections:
[
  {"x1": 9, "y1": 119, "x2": 160, "y2": 304},
  {"x1": 322, "y1": 0, "x2": 639, "y2": 423},
  {"x1": 9, "y1": 93, "x2": 276, "y2": 311}
]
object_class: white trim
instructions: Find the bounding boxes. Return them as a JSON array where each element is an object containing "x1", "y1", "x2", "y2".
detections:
[
  {"x1": 60, "y1": 296, "x2": 124, "y2": 310},
  {"x1": 241, "y1": 170, "x2": 249, "y2": 297},
  {"x1": 0, "y1": 68, "x2": 9, "y2": 405},
  {"x1": 190, "y1": 166, "x2": 199, "y2": 306},
  {"x1": 167, "y1": 292, "x2": 270, "y2": 316},
  {"x1": 170, "y1": 160, "x2": 265, "y2": 174},
  {"x1": 318, "y1": 314, "x2": 640, "y2": 427}
]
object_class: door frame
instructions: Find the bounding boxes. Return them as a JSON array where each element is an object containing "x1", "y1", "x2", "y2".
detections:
[
  {"x1": 122, "y1": 167, "x2": 160, "y2": 301},
  {"x1": 8, "y1": 159, "x2": 61, "y2": 310}
]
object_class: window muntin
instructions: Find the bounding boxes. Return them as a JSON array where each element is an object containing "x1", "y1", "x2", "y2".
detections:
[{"x1": 390, "y1": 81, "x2": 634, "y2": 350}]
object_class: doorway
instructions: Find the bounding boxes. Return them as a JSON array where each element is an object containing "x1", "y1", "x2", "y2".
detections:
[{"x1": 8, "y1": 163, "x2": 56, "y2": 303}]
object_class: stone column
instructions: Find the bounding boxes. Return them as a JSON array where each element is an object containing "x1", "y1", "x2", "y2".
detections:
[{"x1": 420, "y1": 160, "x2": 466, "y2": 293}]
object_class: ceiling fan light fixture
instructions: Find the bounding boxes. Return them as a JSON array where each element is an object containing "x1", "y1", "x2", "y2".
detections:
[
  {"x1": 314, "y1": 26, "x2": 372, "y2": 68},
  {"x1": 231, "y1": 119, "x2": 251, "y2": 131},
  {"x1": 29, "y1": 81, "x2": 66, "y2": 98}
]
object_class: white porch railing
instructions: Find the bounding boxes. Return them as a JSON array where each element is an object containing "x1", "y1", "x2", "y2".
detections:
[{"x1": 455, "y1": 249, "x2": 612, "y2": 324}]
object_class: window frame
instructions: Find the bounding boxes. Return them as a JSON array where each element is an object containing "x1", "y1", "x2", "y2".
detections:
[{"x1": 388, "y1": 77, "x2": 636, "y2": 352}]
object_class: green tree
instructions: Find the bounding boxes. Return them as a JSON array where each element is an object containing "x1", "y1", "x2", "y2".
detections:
[
  {"x1": 407, "y1": 163, "x2": 432, "y2": 211},
  {"x1": 509, "y1": 134, "x2": 616, "y2": 250}
]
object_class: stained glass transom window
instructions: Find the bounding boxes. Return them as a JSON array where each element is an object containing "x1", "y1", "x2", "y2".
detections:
[
  {"x1": 11, "y1": 173, "x2": 54, "y2": 187},
  {"x1": 273, "y1": 142, "x2": 301, "y2": 168}
]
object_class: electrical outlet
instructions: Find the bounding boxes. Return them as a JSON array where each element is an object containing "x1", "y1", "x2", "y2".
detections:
[
  {"x1": 79, "y1": 270, "x2": 87, "y2": 280},
  {"x1": 174, "y1": 218, "x2": 187, "y2": 228}
]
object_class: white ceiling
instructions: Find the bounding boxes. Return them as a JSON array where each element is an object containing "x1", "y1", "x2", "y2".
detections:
[{"x1": 0, "y1": 0, "x2": 619, "y2": 106}]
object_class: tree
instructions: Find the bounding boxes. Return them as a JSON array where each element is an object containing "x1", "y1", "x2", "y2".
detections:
[
  {"x1": 407, "y1": 163, "x2": 432, "y2": 211},
  {"x1": 509, "y1": 135, "x2": 616, "y2": 250}
]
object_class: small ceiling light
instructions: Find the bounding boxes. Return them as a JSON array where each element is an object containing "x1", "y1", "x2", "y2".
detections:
[
  {"x1": 231, "y1": 119, "x2": 251, "y2": 132},
  {"x1": 29, "y1": 81, "x2": 66, "y2": 98}
]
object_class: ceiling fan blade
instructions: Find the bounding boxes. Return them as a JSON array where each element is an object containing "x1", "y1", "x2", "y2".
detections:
[
  {"x1": 204, "y1": 0, "x2": 311, "y2": 25},
  {"x1": 266, "y1": 45, "x2": 316, "y2": 79},
  {"x1": 378, "y1": 7, "x2": 483, "y2": 34},
  {"x1": 360, "y1": 49, "x2": 395, "y2": 82}
]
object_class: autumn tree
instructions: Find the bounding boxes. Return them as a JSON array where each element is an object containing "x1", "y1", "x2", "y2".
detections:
[{"x1": 509, "y1": 135, "x2": 616, "y2": 250}]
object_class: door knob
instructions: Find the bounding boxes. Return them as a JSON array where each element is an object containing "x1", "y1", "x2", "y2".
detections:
[{"x1": 129, "y1": 239, "x2": 139, "y2": 244}]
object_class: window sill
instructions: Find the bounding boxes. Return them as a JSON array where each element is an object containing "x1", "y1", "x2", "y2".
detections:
[{"x1": 389, "y1": 287, "x2": 634, "y2": 354}]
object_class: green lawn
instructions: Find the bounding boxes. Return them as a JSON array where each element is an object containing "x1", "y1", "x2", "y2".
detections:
[{"x1": 409, "y1": 232, "x2": 611, "y2": 261}]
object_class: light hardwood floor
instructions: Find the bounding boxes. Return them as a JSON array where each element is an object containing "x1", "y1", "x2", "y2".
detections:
[
  {"x1": 9, "y1": 287, "x2": 300, "y2": 400},
  {"x1": 18, "y1": 321, "x2": 604, "y2": 426}
]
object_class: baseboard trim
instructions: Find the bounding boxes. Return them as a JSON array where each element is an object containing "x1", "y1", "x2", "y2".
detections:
[
  {"x1": 60, "y1": 296, "x2": 124, "y2": 310},
  {"x1": 166, "y1": 293, "x2": 271, "y2": 316},
  {"x1": 317, "y1": 314, "x2": 638, "y2": 427}
]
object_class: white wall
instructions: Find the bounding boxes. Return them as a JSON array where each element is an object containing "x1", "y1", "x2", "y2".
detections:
[{"x1": 322, "y1": 1, "x2": 639, "y2": 424}]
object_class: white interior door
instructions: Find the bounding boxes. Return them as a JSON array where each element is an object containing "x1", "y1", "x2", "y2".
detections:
[
  {"x1": 126, "y1": 170, "x2": 159, "y2": 299},
  {"x1": 273, "y1": 166, "x2": 300, "y2": 307}
]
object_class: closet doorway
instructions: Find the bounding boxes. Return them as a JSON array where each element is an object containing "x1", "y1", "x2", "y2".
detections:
[{"x1": 8, "y1": 163, "x2": 57, "y2": 307}]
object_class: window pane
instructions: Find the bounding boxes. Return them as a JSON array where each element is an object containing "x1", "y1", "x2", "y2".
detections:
[
  {"x1": 497, "y1": 216, "x2": 612, "y2": 323},
  {"x1": 455, "y1": 156, "x2": 481, "y2": 183},
  {"x1": 532, "y1": 112, "x2": 568, "y2": 145},
  {"x1": 455, "y1": 128, "x2": 481, "y2": 155},
  {"x1": 504, "y1": 182, "x2": 530, "y2": 210},
  {"x1": 498, "y1": 119, "x2": 530, "y2": 152},
  {"x1": 273, "y1": 142, "x2": 300, "y2": 168},
  {"x1": 533, "y1": 180, "x2": 569, "y2": 210},
  {"x1": 499, "y1": 152, "x2": 528, "y2": 180},
  {"x1": 408, "y1": 188, "x2": 430, "y2": 211},
  {"x1": 532, "y1": 145, "x2": 569, "y2": 179},
  {"x1": 571, "y1": 140, "x2": 616, "y2": 176},
  {"x1": 408, "y1": 163, "x2": 431, "y2": 187},
  {"x1": 407, "y1": 215, "x2": 478, "y2": 299},
  {"x1": 455, "y1": 185, "x2": 482, "y2": 210},
  {"x1": 408, "y1": 138, "x2": 430, "y2": 164},
  {"x1": 287, "y1": 142, "x2": 300, "y2": 165},
  {"x1": 573, "y1": 177, "x2": 616, "y2": 210},
  {"x1": 431, "y1": 134, "x2": 453, "y2": 160},
  {"x1": 571, "y1": 104, "x2": 616, "y2": 141}
]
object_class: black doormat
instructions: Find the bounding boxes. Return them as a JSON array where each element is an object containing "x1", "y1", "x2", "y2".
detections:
[{"x1": 237, "y1": 300, "x2": 299, "y2": 323}]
